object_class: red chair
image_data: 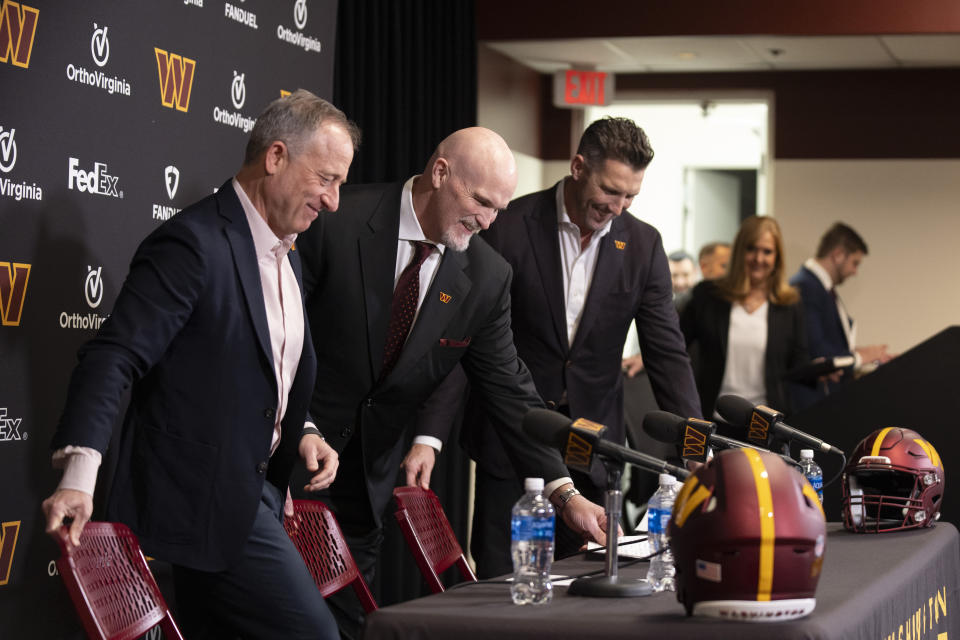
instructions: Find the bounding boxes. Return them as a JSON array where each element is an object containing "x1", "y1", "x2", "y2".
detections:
[
  {"x1": 54, "y1": 522, "x2": 184, "y2": 640},
  {"x1": 392, "y1": 486, "x2": 477, "y2": 593},
  {"x1": 283, "y1": 499, "x2": 378, "y2": 613}
]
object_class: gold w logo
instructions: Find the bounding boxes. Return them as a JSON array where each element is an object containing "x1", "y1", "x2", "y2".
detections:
[
  {"x1": 0, "y1": 520, "x2": 20, "y2": 586},
  {"x1": 154, "y1": 47, "x2": 196, "y2": 112},
  {"x1": 439, "y1": 292, "x2": 451, "y2": 303},
  {"x1": 0, "y1": 1, "x2": 39, "y2": 68},
  {"x1": 614, "y1": 240, "x2": 625, "y2": 250},
  {"x1": 748, "y1": 412, "x2": 770, "y2": 442},
  {"x1": 564, "y1": 432, "x2": 593, "y2": 470},
  {"x1": 682, "y1": 425, "x2": 707, "y2": 458},
  {"x1": 0, "y1": 261, "x2": 30, "y2": 326}
]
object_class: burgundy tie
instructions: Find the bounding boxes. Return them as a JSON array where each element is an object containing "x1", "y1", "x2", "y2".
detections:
[{"x1": 381, "y1": 241, "x2": 434, "y2": 379}]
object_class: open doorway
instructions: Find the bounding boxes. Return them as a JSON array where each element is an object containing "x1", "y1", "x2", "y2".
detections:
[{"x1": 585, "y1": 98, "x2": 770, "y2": 256}]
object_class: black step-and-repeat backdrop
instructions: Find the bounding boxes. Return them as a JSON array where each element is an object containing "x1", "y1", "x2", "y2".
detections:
[{"x1": 0, "y1": 1, "x2": 336, "y2": 635}]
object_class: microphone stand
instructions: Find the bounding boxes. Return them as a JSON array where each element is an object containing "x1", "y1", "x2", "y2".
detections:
[{"x1": 567, "y1": 461, "x2": 652, "y2": 597}]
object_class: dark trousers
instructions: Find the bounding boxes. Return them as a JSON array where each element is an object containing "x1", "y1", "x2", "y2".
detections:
[
  {"x1": 171, "y1": 482, "x2": 338, "y2": 640},
  {"x1": 470, "y1": 466, "x2": 606, "y2": 579}
]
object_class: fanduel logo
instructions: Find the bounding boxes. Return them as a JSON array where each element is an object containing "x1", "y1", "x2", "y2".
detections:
[
  {"x1": 153, "y1": 165, "x2": 182, "y2": 221},
  {"x1": 155, "y1": 47, "x2": 196, "y2": 112},
  {"x1": 277, "y1": 0, "x2": 321, "y2": 54},
  {"x1": 0, "y1": 261, "x2": 30, "y2": 326},
  {"x1": 231, "y1": 70, "x2": 245, "y2": 108},
  {"x1": 0, "y1": 1, "x2": 39, "y2": 69},
  {"x1": 68, "y1": 157, "x2": 122, "y2": 198},
  {"x1": 84, "y1": 265, "x2": 103, "y2": 308},
  {"x1": 0, "y1": 520, "x2": 20, "y2": 585},
  {"x1": 90, "y1": 22, "x2": 108, "y2": 66},
  {"x1": 65, "y1": 23, "x2": 131, "y2": 97},
  {"x1": 0, "y1": 408, "x2": 24, "y2": 442},
  {"x1": 0, "y1": 125, "x2": 16, "y2": 172},
  {"x1": 165, "y1": 165, "x2": 179, "y2": 199},
  {"x1": 224, "y1": 2, "x2": 257, "y2": 29}
]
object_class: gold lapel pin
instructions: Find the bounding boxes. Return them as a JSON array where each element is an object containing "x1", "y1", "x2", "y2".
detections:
[
  {"x1": 439, "y1": 292, "x2": 452, "y2": 303},
  {"x1": 614, "y1": 240, "x2": 626, "y2": 250}
]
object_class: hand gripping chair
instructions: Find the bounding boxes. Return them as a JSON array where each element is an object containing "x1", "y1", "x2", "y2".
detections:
[
  {"x1": 283, "y1": 499, "x2": 378, "y2": 613},
  {"x1": 54, "y1": 522, "x2": 184, "y2": 640},
  {"x1": 392, "y1": 486, "x2": 477, "y2": 593}
]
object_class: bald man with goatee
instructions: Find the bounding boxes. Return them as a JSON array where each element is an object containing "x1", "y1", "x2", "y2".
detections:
[{"x1": 296, "y1": 127, "x2": 610, "y2": 636}]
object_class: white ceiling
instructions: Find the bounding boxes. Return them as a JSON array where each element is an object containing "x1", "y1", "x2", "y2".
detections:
[{"x1": 485, "y1": 34, "x2": 960, "y2": 73}]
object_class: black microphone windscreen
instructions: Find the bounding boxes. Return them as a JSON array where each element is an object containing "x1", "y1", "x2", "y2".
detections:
[
  {"x1": 716, "y1": 394, "x2": 755, "y2": 426},
  {"x1": 521, "y1": 408, "x2": 572, "y2": 448},
  {"x1": 642, "y1": 410, "x2": 685, "y2": 444}
]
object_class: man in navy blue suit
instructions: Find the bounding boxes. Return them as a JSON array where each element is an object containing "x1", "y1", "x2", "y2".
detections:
[
  {"x1": 790, "y1": 222, "x2": 891, "y2": 410},
  {"x1": 41, "y1": 90, "x2": 358, "y2": 639}
]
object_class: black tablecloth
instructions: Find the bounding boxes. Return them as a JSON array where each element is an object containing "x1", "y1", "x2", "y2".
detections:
[{"x1": 361, "y1": 523, "x2": 959, "y2": 640}]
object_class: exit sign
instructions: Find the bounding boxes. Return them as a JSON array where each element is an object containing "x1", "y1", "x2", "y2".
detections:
[{"x1": 553, "y1": 70, "x2": 615, "y2": 108}]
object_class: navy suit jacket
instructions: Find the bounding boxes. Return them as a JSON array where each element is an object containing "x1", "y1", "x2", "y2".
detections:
[
  {"x1": 296, "y1": 181, "x2": 568, "y2": 524},
  {"x1": 680, "y1": 280, "x2": 807, "y2": 419},
  {"x1": 790, "y1": 265, "x2": 853, "y2": 408},
  {"x1": 52, "y1": 180, "x2": 317, "y2": 571},
  {"x1": 459, "y1": 184, "x2": 701, "y2": 487}
]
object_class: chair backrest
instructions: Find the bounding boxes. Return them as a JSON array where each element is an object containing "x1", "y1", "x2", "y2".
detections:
[
  {"x1": 55, "y1": 522, "x2": 184, "y2": 640},
  {"x1": 392, "y1": 486, "x2": 477, "y2": 593},
  {"x1": 283, "y1": 499, "x2": 377, "y2": 613}
]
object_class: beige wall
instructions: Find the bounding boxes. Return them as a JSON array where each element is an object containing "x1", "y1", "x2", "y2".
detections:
[{"x1": 775, "y1": 159, "x2": 960, "y2": 354}]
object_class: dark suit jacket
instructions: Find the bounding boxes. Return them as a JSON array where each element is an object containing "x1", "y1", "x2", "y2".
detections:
[
  {"x1": 790, "y1": 265, "x2": 853, "y2": 408},
  {"x1": 51, "y1": 180, "x2": 317, "y2": 572},
  {"x1": 460, "y1": 184, "x2": 701, "y2": 487},
  {"x1": 679, "y1": 280, "x2": 807, "y2": 419},
  {"x1": 295, "y1": 181, "x2": 568, "y2": 524}
]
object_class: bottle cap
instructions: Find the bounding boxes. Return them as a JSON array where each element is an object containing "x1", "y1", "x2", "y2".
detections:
[
  {"x1": 659, "y1": 473, "x2": 676, "y2": 486},
  {"x1": 524, "y1": 477, "x2": 544, "y2": 492},
  {"x1": 800, "y1": 449, "x2": 814, "y2": 459}
]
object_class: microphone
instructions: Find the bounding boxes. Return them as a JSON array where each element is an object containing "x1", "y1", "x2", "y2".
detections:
[
  {"x1": 642, "y1": 410, "x2": 771, "y2": 463},
  {"x1": 522, "y1": 408, "x2": 689, "y2": 480},
  {"x1": 715, "y1": 394, "x2": 846, "y2": 456}
]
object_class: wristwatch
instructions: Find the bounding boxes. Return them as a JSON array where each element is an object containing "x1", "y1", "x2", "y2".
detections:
[{"x1": 553, "y1": 486, "x2": 581, "y2": 511}]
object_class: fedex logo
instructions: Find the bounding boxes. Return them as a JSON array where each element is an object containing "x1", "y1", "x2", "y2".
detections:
[
  {"x1": 0, "y1": 408, "x2": 22, "y2": 441},
  {"x1": 68, "y1": 157, "x2": 122, "y2": 198}
]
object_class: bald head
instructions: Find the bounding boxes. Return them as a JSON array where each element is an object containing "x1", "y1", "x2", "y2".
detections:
[{"x1": 414, "y1": 127, "x2": 517, "y2": 252}]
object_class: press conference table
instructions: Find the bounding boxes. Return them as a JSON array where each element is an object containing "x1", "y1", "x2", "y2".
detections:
[{"x1": 361, "y1": 523, "x2": 959, "y2": 640}]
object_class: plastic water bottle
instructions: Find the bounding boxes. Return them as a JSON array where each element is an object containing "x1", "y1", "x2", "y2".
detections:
[
  {"x1": 799, "y1": 449, "x2": 823, "y2": 502},
  {"x1": 510, "y1": 477, "x2": 555, "y2": 605},
  {"x1": 646, "y1": 473, "x2": 679, "y2": 592}
]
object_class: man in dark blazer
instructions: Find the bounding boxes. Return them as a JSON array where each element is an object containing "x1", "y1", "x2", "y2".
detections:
[
  {"x1": 789, "y1": 222, "x2": 891, "y2": 410},
  {"x1": 426, "y1": 117, "x2": 702, "y2": 577},
  {"x1": 296, "y1": 127, "x2": 611, "y2": 633},
  {"x1": 41, "y1": 91, "x2": 357, "y2": 639}
]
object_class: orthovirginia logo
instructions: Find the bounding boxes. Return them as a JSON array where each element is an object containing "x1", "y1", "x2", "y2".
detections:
[
  {"x1": 0, "y1": 124, "x2": 43, "y2": 201},
  {"x1": 0, "y1": 261, "x2": 29, "y2": 326},
  {"x1": 0, "y1": 520, "x2": 20, "y2": 585},
  {"x1": 0, "y1": 1, "x2": 38, "y2": 69},
  {"x1": 0, "y1": 125, "x2": 16, "y2": 172},
  {"x1": 224, "y1": 1, "x2": 257, "y2": 29},
  {"x1": 65, "y1": 23, "x2": 131, "y2": 97},
  {"x1": 68, "y1": 157, "x2": 123, "y2": 198},
  {"x1": 59, "y1": 265, "x2": 108, "y2": 330},
  {"x1": 155, "y1": 47, "x2": 196, "y2": 112},
  {"x1": 213, "y1": 70, "x2": 255, "y2": 133},
  {"x1": 0, "y1": 408, "x2": 24, "y2": 442},
  {"x1": 152, "y1": 165, "x2": 182, "y2": 221},
  {"x1": 277, "y1": 0, "x2": 321, "y2": 53}
]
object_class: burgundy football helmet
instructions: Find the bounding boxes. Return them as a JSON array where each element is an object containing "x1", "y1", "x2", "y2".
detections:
[
  {"x1": 842, "y1": 427, "x2": 944, "y2": 533},
  {"x1": 669, "y1": 448, "x2": 826, "y2": 621}
]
